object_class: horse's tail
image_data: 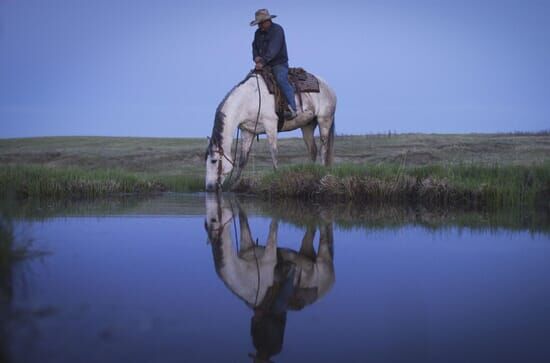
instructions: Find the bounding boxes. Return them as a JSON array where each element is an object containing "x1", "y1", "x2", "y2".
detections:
[{"x1": 326, "y1": 116, "x2": 335, "y2": 166}]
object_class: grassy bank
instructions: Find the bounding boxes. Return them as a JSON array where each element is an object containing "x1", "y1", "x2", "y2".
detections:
[
  {"x1": 235, "y1": 163, "x2": 550, "y2": 210},
  {"x1": 1, "y1": 162, "x2": 549, "y2": 209},
  {"x1": 1, "y1": 135, "x2": 549, "y2": 208},
  {"x1": 0, "y1": 165, "x2": 202, "y2": 199}
]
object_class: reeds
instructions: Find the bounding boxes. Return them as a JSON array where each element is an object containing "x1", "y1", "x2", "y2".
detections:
[
  {"x1": 0, "y1": 165, "x2": 203, "y2": 199},
  {"x1": 2, "y1": 163, "x2": 549, "y2": 210},
  {"x1": 235, "y1": 163, "x2": 550, "y2": 210}
]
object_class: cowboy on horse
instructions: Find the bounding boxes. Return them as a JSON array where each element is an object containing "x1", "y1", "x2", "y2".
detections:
[
  {"x1": 251, "y1": 9, "x2": 298, "y2": 120},
  {"x1": 204, "y1": 9, "x2": 336, "y2": 192}
]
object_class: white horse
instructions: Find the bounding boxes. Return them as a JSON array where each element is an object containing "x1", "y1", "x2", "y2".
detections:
[
  {"x1": 203, "y1": 194, "x2": 335, "y2": 310},
  {"x1": 205, "y1": 70, "x2": 337, "y2": 191}
]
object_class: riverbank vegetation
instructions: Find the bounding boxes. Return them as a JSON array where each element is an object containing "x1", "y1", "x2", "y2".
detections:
[
  {"x1": 236, "y1": 163, "x2": 550, "y2": 210},
  {"x1": 0, "y1": 165, "x2": 202, "y2": 199},
  {"x1": 1, "y1": 134, "x2": 549, "y2": 209}
]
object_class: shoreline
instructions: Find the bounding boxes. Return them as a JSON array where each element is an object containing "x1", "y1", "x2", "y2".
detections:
[{"x1": 1, "y1": 163, "x2": 549, "y2": 211}]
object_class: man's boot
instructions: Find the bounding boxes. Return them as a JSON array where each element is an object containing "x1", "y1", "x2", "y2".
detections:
[{"x1": 284, "y1": 106, "x2": 297, "y2": 120}]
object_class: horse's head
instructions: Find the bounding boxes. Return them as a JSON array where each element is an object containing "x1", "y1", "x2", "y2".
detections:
[
  {"x1": 204, "y1": 193, "x2": 233, "y2": 245},
  {"x1": 205, "y1": 139, "x2": 234, "y2": 192}
]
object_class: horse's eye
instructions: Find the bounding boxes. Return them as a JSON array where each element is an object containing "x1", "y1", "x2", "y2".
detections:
[{"x1": 211, "y1": 159, "x2": 217, "y2": 164}]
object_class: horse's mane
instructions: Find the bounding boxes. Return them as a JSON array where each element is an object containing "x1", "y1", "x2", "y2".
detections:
[{"x1": 206, "y1": 72, "x2": 256, "y2": 157}]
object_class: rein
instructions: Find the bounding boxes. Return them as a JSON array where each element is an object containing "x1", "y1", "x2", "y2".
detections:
[
  {"x1": 215, "y1": 71, "x2": 262, "y2": 189},
  {"x1": 246, "y1": 71, "x2": 262, "y2": 164}
]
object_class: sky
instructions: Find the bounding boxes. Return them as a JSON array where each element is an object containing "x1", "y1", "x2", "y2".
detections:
[{"x1": 1, "y1": 0, "x2": 549, "y2": 138}]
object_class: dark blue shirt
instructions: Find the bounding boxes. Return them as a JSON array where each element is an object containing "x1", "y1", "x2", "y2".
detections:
[{"x1": 252, "y1": 22, "x2": 289, "y2": 67}]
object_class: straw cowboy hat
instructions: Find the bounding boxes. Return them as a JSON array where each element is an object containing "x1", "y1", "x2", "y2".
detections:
[{"x1": 250, "y1": 9, "x2": 277, "y2": 26}]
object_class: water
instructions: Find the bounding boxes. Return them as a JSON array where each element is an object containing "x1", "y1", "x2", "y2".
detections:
[{"x1": 1, "y1": 194, "x2": 549, "y2": 363}]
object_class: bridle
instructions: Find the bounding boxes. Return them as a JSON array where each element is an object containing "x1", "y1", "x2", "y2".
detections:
[
  {"x1": 210, "y1": 143, "x2": 236, "y2": 190},
  {"x1": 205, "y1": 192, "x2": 233, "y2": 243}
]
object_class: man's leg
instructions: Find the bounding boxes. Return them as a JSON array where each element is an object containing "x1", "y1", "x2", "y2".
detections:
[{"x1": 272, "y1": 64, "x2": 297, "y2": 116}]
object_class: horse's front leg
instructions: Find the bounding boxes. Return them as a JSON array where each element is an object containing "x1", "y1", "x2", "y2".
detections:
[
  {"x1": 233, "y1": 130, "x2": 255, "y2": 181},
  {"x1": 238, "y1": 208, "x2": 255, "y2": 252}
]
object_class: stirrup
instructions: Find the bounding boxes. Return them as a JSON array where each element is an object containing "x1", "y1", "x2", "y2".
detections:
[{"x1": 284, "y1": 108, "x2": 298, "y2": 120}]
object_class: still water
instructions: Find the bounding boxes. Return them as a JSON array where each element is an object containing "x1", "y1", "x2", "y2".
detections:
[{"x1": 1, "y1": 194, "x2": 549, "y2": 363}]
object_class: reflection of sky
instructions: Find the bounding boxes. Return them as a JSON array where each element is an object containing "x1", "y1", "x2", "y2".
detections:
[
  {"x1": 8, "y1": 215, "x2": 550, "y2": 362},
  {"x1": 1, "y1": 0, "x2": 549, "y2": 138}
]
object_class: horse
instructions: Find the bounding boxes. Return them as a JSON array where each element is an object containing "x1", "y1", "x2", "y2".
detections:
[
  {"x1": 203, "y1": 193, "x2": 335, "y2": 311},
  {"x1": 204, "y1": 70, "x2": 337, "y2": 192}
]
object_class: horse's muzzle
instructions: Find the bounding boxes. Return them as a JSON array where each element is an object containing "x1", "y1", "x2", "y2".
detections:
[{"x1": 205, "y1": 183, "x2": 218, "y2": 192}]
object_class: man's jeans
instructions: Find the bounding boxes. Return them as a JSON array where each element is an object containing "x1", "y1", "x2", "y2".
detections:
[{"x1": 272, "y1": 64, "x2": 297, "y2": 112}]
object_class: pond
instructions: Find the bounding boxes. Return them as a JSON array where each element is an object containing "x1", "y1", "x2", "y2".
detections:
[{"x1": 1, "y1": 193, "x2": 549, "y2": 363}]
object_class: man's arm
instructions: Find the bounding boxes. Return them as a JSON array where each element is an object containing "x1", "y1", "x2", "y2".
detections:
[
  {"x1": 259, "y1": 26, "x2": 284, "y2": 65},
  {"x1": 252, "y1": 38, "x2": 259, "y2": 61}
]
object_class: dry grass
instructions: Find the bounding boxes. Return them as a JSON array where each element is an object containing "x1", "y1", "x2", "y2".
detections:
[{"x1": 1, "y1": 133, "x2": 549, "y2": 175}]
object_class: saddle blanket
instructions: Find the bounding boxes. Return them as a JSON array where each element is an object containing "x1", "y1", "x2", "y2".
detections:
[{"x1": 259, "y1": 67, "x2": 320, "y2": 95}]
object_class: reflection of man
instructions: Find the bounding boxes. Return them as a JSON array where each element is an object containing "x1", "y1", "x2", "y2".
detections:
[
  {"x1": 250, "y1": 261, "x2": 296, "y2": 363},
  {"x1": 251, "y1": 8, "x2": 298, "y2": 120}
]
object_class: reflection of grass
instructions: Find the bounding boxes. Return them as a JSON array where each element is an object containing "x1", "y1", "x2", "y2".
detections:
[
  {"x1": 0, "y1": 165, "x2": 203, "y2": 198},
  {"x1": 236, "y1": 163, "x2": 550, "y2": 210},
  {"x1": 1, "y1": 210, "x2": 47, "y2": 311},
  {"x1": 0, "y1": 215, "x2": 43, "y2": 271},
  {"x1": 237, "y1": 195, "x2": 550, "y2": 234}
]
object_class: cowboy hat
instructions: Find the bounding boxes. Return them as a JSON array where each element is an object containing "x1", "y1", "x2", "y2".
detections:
[{"x1": 250, "y1": 9, "x2": 277, "y2": 26}]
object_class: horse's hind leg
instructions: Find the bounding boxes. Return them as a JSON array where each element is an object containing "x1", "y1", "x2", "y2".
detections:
[
  {"x1": 299, "y1": 225, "x2": 317, "y2": 260},
  {"x1": 301, "y1": 120, "x2": 318, "y2": 162},
  {"x1": 318, "y1": 222, "x2": 334, "y2": 261},
  {"x1": 318, "y1": 115, "x2": 335, "y2": 166}
]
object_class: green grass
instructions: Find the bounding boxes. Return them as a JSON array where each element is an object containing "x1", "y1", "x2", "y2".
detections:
[
  {"x1": 0, "y1": 165, "x2": 203, "y2": 199},
  {"x1": 1, "y1": 135, "x2": 550, "y2": 208},
  {"x1": 235, "y1": 163, "x2": 550, "y2": 210}
]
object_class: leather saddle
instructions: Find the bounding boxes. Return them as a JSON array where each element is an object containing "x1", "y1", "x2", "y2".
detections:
[{"x1": 254, "y1": 67, "x2": 320, "y2": 131}]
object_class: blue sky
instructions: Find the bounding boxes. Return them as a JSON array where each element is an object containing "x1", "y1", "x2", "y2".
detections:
[{"x1": 1, "y1": 0, "x2": 549, "y2": 138}]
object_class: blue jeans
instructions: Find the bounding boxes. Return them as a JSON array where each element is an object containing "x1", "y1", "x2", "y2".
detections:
[{"x1": 272, "y1": 64, "x2": 297, "y2": 112}]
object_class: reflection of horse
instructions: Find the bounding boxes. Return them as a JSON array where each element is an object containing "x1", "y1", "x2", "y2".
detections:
[{"x1": 204, "y1": 194, "x2": 335, "y2": 362}]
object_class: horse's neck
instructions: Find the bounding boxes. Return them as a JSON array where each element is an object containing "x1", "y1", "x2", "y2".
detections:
[
  {"x1": 214, "y1": 230, "x2": 276, "y2": 305},
  {"x1": 217, "y1": 76, "x2": 263, "y2": 150},
  {"x1": 217, "y1": 85, "x2": 248, "y2": 153}
]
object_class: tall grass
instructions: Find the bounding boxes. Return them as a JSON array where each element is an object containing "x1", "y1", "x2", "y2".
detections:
[
  {"x1": 236, "y1": 163, "x2": 550, "y2": 210},
  {"x1": 0, "y1": 165, "x2": 203, "y2": 199},
  {"x1": 2, "y1": 163, "x2": 549, "y2": 210}
]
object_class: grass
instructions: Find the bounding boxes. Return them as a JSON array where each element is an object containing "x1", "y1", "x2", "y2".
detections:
[
  {"x1": 1, "y1": 134, "x2": 549, "y2": 208},
  {"x1": 235, "y1": 163, "x2": 550, "y2": 210},
  {"x1": 0, "y1": 165, "x2": 202, "y2": 199}
]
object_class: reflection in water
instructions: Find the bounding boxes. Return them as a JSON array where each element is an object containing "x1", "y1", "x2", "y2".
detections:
[
  {"x1": 0, "y1": 211, "x2": 46, "y2": 363},
  {"x1": 204, "y1": 193, "x2": 335, "y2": 362},
  {"x1": 0, "y1": 194, "x2": 548, "y2": 362}
]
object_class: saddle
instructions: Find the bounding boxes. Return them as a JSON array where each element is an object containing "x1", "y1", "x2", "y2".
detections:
[{"x1": 254, "y1": 67, "x2": 320, "y2": 131}]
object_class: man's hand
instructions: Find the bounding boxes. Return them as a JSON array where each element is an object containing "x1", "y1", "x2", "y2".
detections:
[{"x1": 255, "y1": 62, "x2": 263, "y2": 70}]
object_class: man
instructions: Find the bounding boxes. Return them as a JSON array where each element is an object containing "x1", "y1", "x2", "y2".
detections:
[{"x1": 250, "y1": 9, "x2": 297, "y2": 120}]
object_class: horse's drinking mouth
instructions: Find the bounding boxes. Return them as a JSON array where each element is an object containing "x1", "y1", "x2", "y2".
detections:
[{"x1": 205, "y1": 182, "x2": 220, "y2": 192}]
